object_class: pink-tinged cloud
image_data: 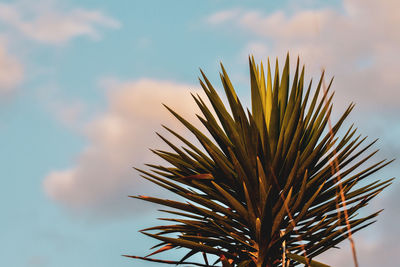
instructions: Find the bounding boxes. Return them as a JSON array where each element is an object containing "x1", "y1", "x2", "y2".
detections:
[
  {"x1": 315, "y1": 188, "x2": 400, "y2": 267},
  {"x1": 207, "y1": 0, "x2": 400, "y2": 112},
  {"x1": 0, "y1": 42, "x2": 23, "y2": 94},
  {"x1": 0, "y1": 2, "x2": 120, "y2": 45},
  {"x1": 207, "y1": 1, "x2": 400, "y2": 265},
  {"x1": 43, "y1": 79, "x2": 204, "y2": 216},
  {"x1": 206, "y1": 8, "x2": 241, "y2": 24}
]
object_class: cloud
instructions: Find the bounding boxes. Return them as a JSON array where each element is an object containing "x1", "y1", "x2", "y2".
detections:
[
  {"x1": 0, "y1": 1, "x2": 121, "y2": 44},
  {"x1": 36, "y1": 84, "x2": 88, "y2": 130},
  {"x1": 206, "y1": 8, "x2": 241, "y2": 24},
  {"x1": 206, "y1": 1, "x2": 400, "y2": 266},
  {"x1": 0, "y1": 41, "x2": 23, "y2": 95},
  {"x1": 207, "y1": 0, "x2": 400, "y2": 112},
  {"x1": 315, "y1": 184, "x2": 400, "y2": 266},
  {"x1": 27, "y1": 255, "x2": 48, "y2": 267},
  {"x1": 43, "y1": 79, "x2": 204, "y2": 216}
]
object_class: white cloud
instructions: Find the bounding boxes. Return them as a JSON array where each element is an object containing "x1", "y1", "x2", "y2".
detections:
[
  {"x1": 0, "y1": 1, "x2": 121, "y2": 44},
  {"x1": 207, "y1": 0, "x2": 400, "y2": 112},
  {"x1": 0, "y1": 42, "x2": 23, "y2": 95},
  {"x1": 43, "y1": 79, "x2": 204, "y2": 216}
]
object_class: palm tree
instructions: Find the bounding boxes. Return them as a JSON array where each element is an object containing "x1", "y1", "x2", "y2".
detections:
[{"x1": 125, "y1": 55, "x2": 393, "y2": 266}]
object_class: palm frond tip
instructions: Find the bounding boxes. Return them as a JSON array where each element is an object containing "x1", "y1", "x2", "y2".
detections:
[{"x1": 128, "y1": 54, "x2": 393, "y2": 267}]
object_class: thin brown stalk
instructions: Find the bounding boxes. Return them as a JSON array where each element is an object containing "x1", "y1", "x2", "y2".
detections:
[{"x1": 322, "y1": 73, "x2": 359, "y2": 267}]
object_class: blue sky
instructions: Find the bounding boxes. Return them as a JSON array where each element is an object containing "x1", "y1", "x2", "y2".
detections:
[{"x1": 0, "y1": 0, "x2": 399, "y2": 266}]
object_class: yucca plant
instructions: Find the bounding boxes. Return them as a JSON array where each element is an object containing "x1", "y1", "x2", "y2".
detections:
[{"x1": 125, "y1": 55, "x2": 393, "y2": 267}]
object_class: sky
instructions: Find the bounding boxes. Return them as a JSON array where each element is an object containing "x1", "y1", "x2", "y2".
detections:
[{"x1": 1, "y1": 0, "x2": 399, "y2": 266}]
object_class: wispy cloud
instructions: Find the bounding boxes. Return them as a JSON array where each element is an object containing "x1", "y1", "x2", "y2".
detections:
[
  {"x1": 0, "y1": 1, "x2": 121, "y2": 45},
  {"x1": 43, "y1": 79, "x2": 203, "y2": 217},
  {"x1": 0, "y1": 41, "x2": 23, "y2": 95},
  {"x1": 207, "y1": 0, "x2": 400, "y2": 111},
  {"x1": 206, "y1": 8, "x2": 241, "y2": 24}
]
